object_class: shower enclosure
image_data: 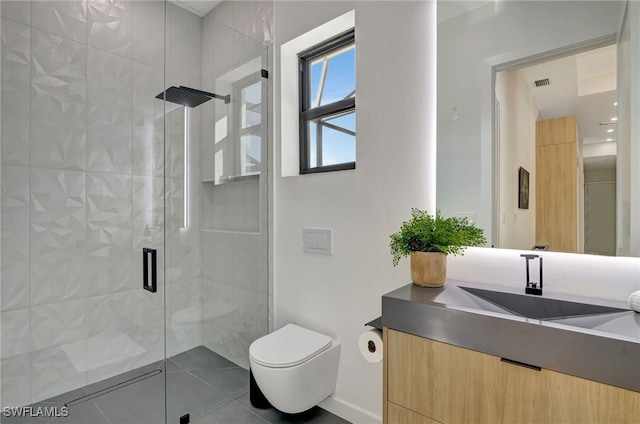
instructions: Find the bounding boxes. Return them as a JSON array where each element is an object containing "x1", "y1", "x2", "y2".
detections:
[{"x1": 0, "y1": 1, "x2": 270, "y2": 422}]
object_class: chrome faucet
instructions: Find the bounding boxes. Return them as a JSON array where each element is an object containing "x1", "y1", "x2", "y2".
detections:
[{"x1": 520, "y1": 254, "x2": 543, "y2": 295}]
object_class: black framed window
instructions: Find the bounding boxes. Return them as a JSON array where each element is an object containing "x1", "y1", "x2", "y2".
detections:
[{"x1": 299, "y1": 29, "x2": 355, "y2": 174}]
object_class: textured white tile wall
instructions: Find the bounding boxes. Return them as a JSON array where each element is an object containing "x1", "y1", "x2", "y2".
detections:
[
  {"x1": 31, "y1": 299, "x2": 86, "y2": 351},
  {"x1": 0, "y1": 19, "x2": 30, "y2": 166},
  {"x1": 1, "y1": 309, "x2": 30, "y2": 359},
  {"x1": 162, "y1": 2, "x2": 204, "y2": 357},
  {"x1": 0, "y1": 354, "x2": 30, "y2": 408},
  {"x1": 0, "y1": 1, "x2": 30, "y2": 26},
  {"x1": 30, "y1": 30, "x2": 87, "y2": 170},
  {"x1": 199, "y1": 4, "x2": 271, "y2": 368},
  {"x1": 86, "y1": 291, "x2": 135, "y2": 384},
  {"x1": 131, "y1": 286, "x2": 165, "y2": 369},
  {"x1": 30, "y1": 168, "x2": 86, "y2": 307},
  {"x1": 87, "y1": 0, "x2": 133, "y2": 57},
  {"x1": 86, "y1": 47, "x2": 133, "y2": 173},
  {"x1": 132, "y1": 1, "x2": 164, "y2": 68},
  {"x1": 1, "y1": 0, "x2": 204, "y2": 405},
  {"x1": 201, "y1": 278, "x2": 268, "y2": 369},
  {"x1": 31, "y1": 1, "x2": 87, "y2": 44},
  {"x1": 86, "y1": 173, "x2": 133, "y2": 296},
  {"x1": 0, "y1": 166, "x2": 30, "y2": 311},
  {"x1": 206, "y1": 1, "x2": 273, "y2": 46},
  {"x1": 132, "y1": 62, "x2": 165, "y2": 177},
  {"x1": 30, "y1": 346, "x2": 85, "y2": 401},
  {"x1": 167, "y1": 279, "x2": 202, "y2": 356}
]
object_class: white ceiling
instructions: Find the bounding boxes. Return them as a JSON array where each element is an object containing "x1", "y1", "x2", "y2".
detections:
[
  {"x1": 517, "y1": 44, "x2": 617, "y2": 148},
  {"x1": 169, "y1": 0, "x2": 221, "y2": 17},
  {"x1": 437, "y1": 1, "x2": 491, "y2": 23}
]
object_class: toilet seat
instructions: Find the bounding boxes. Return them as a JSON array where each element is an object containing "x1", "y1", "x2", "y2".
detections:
[
  {"x1": 249, "y1": 324, "x2": 332, "y2": 368},
  {"x1": 249, "y1": 323, "x2": 341, "y2": 413}
]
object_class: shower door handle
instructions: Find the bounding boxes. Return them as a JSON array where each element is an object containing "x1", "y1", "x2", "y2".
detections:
[{"x1": 143, "y1": 248, "x2": 157, "y2": 293}]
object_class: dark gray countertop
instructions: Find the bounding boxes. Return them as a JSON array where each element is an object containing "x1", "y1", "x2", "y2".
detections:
[{"x1": 382, "y1": 280, "x2": 640, "y2": 392}]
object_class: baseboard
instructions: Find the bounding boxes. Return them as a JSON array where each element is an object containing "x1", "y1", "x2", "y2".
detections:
[{"x1": 319, "y1": 395, "x2": 382, "y2": 424}]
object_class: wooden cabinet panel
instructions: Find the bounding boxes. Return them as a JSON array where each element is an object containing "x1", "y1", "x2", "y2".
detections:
[
  {"x1": 385, "y1": 329, "x2": 640, "y2": 424},
  {"x1": 545, "y1": 367, "x2": 640, "y2": 423},
  {"x1": 499, "y1": 359, "x2": 546, "y2": 423},
  {"x1": 387, "y1": 328, "x2": 503, "y2": 423},
  {"x1": 387, "y1": 403, "x2": 439, "y2": 424},
  {"x1": 536, "y1": 116, "x2": 577, "y2": 146},
  {"x1": 536, "y1": 122, "x2": 577, "y2": 252}
]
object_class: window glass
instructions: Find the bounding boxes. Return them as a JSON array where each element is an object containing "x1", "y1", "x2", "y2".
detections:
[
  {"x1": 307, "y1": 110, "x2": 355, "y2": 167},
  {"x1": 310, "y1": 45, "x2": 355, "y2": 107},
  {"x1": 241, "y1": 82, "x2": 261, "y2": 129},
  {"x1": 241, "y1": 134, "x2": 261, "y2": 176},
  {"x1": 299, "y1": 29, "x2": 356, "y2": 173}
]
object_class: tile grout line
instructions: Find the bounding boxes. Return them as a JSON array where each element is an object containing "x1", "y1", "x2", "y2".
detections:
[
  {"x1": 90, "y1": 400, "x2": 113, "y2": 424},
  {"x1": 187, "y1": 397, "x2": 236, "y2": 423},
  {"x1": 184, "y1": 367, "x2": 247, "y2": 395},
  {"x1": 239, "y1": 402, "x2": 272, "y2": 424},
  {"x1": 27, "y1": 0, "x2": 33, "y2": 407},
  {"x1": 172, "y1": 366, "x2": 251, "y2": 422},
  {"x1": 189, "y1": 396, "x2": 270, "y2": 424}
]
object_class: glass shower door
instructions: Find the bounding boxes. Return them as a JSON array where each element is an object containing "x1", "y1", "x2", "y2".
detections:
[
  {"x1": 0, "y1": 1, "x2": 168, "y2": 422},
  {"x1": 161, "y1": 7, "x2": 270, "y2": 423}
]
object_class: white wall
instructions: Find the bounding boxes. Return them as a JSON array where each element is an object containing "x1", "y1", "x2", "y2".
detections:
[
  {"x1": 273, "y1": 2, "x2": 436, "y2": 422},
  {"x1": 495, "y1": 70, "x2": 537, "y2": 250},
  {"x1": 202, "y1": 1, "x2": 273, "y2": 47},
  {"x1": 617, "y1": 0, "x2": 640, "y2": 256},
  {"x1": 437, "y1": 1, "x2": 624, "y2": 246},
  {"x1": 585, "y1": 165, "x2": 616, "y2": 183},
  {"x1": 630, "y1": 1, "x2": 640, "y2": 257},
  {"x1": 449, "y1": 247, "x2": 639, "y2": 303}
]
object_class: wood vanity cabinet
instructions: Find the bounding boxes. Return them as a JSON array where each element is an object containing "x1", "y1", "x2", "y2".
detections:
[{"x1": 383, "y1": 328, "x2": 640, "y2": 424}]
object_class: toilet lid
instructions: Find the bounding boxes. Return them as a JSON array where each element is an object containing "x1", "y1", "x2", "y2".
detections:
[{"x1": 249, "y1": 324, "x2": 333, "y2": 368}]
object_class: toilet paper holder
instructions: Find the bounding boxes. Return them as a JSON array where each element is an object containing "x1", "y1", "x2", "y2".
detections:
[
  {"x1": 360, "y1": 318, "x2": 384, "y2": 364},
  {"x1": 365, "y1": 316, "x2": 382, "y2": 353},
  {"x1": 365, "y1": 316, "x2": 382, "y2": 330}
]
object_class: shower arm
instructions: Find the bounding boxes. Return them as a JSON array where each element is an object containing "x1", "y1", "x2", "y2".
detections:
[{"x1": 179, "y1": 86, "x2": 230, "y2": 104}]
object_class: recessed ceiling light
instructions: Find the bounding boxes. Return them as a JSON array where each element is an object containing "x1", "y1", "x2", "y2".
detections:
[
  {"x1": 607, "y1": 129, "x2": 614, "y2": 133},
  {"x1": 612, "y1": 117, "x2": 618, "y2": 121},
  {"x1": 606, "y1": 138, "x2": 613, "y2": 142},
  {"x1": 614, "y1": 102, "x2": 618, "y2": 106}
]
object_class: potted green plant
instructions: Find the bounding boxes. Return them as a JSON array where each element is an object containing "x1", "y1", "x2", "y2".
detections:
[{"x1": 390, "y1": 209, "x2": 486, "y2": 287}]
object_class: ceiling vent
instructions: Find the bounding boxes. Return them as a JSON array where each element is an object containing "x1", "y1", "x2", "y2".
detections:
[{"x1": 534, "y1": 78, "x2": 550, "y2": 87}]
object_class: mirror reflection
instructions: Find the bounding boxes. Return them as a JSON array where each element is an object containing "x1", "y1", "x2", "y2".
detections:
[
  {"x1": 495, "y1": 46, "x2": 617, "y2": 255},
  {"x1": 436, "y1": 0, "x2": 638, "y2": 257}
]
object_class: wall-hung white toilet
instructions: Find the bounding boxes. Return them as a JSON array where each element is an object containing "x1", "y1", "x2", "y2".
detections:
[{"x1": 249, "y1": 324, "x2": 341, "y2": 414}]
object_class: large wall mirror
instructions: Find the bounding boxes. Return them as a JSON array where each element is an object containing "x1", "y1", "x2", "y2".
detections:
[{"x1": 436, "y1": 0, "x2": 639, "y2": 257}]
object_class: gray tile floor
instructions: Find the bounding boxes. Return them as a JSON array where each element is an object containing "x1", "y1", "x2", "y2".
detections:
[{"x1": 2, "y1": 346, "x2": 351, "y2": 424}]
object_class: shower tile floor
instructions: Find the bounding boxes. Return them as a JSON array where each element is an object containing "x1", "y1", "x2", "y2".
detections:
[{"x1": 2, "y1": 346, "x2": 350, "y2": 424}]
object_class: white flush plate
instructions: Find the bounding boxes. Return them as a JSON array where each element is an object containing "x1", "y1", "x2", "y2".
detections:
[{"x1": 303, "y1": 228, "x2": 333, "y2": 255}]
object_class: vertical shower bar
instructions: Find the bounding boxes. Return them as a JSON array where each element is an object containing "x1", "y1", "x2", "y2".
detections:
[{"x1": 183, "y1": 106, "x2": 189, "y2": 228}]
